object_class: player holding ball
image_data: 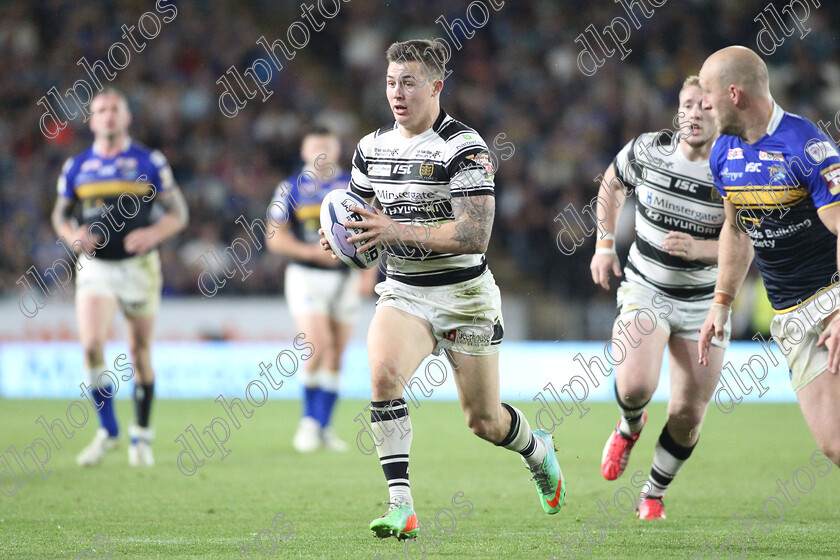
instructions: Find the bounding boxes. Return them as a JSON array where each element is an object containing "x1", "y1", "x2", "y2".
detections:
[{"x1": 320, "y1": 39, "x2": 565, "y2": 540}]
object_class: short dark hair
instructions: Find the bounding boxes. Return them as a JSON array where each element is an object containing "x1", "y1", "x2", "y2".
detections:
[
  {"x1": 385, "y1": 39, "x2": 448, "y2": 82},
  {"x1": 91, "y1": 87, "x2": 129, "y2": 110}
]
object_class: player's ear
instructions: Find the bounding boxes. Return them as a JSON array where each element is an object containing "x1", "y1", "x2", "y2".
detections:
[
  {"x1": 432, "y1": 79, "x2": 443, "y2": 97},
  {"x1": 729, "y1": 84, "x2": 739, "y2": 105}
]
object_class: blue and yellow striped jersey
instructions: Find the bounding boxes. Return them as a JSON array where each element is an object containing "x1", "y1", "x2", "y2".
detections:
[
  {"x1": 270, "y1": 168, "x2": 351, "y2": 269},
  {"x1": 57, "y1": 140, "x2": 176, "y2": 260},
  {"x1": 710, "y1": 103, "x2": 840, "y2": 311}
]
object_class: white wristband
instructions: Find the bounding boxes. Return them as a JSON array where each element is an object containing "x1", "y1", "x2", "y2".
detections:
[
  {"x1": 595, "y1": 247, "x2": 617, "y2": 255},
  {"x1": 600, "y1": 232, "x2": 615, "y2": 241}
]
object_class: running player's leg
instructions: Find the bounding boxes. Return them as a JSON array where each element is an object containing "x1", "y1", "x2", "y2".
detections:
[
  {"x1": 317, "y1": 271, "x2": 363, "y2": 450},
  {"x1": 122, "y1": 251, "x2": 162, "y2": 466},
  {"x1": 319, "y1": 317, "x2": 353, "y2": 450},
  {"x1": 125, "y1": 312, "x2": 156, "y2": 466},
  {"x1": 76, "y1": 292, "x2": 120, "y2": 465},
  {"x1": 602, "y1": 313, "x2": 669, "y2": 481},
  {"x1": 772, "y1": 302, "x2": 840, "y2": 466},
  {"x1": 448, "y1": 350, "x2": 564, "y2": 513},
  {"x1": 285, "y1": 264, "x2": 336, "y2": 451},
  {"x1": 367, "y1": 306, "x2": 435, "y2": 538},
  {"x1": 797, "y1": 372, "x2": 840, "y2": 466},
  {"x1": 289, "y1": 313, "x2": 332, "y2": 452},
  {"x1": 636, "y1": 336, "x2": 724, "y2": 518},
  {"x1": 448, "y1": 352, "x2": 507, "y2": 442}
]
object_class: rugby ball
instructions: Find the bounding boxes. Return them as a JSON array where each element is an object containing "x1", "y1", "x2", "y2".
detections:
[{"x1": 319, "y1": 189, "x2": 382, "y2": 269}]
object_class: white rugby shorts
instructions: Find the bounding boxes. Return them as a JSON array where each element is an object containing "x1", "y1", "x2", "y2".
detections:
[
  {"x1": 374, "y1": 269, "x2": 504, "y2": 357},
  {"x1": 770, "y1": 284, "x2": 840, "y2": 392},
  {"x1": 616, "y1": 279, "x2": 730, "y2": 347},
  {"x1": 75, "y1": 250, "x2": 162, "y2": 318},
  {"x1": 284, "y1": 263, "x2": 362, "y2": 322}
]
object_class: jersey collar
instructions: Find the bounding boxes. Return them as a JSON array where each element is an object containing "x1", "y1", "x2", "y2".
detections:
[
  {"x1": 392, "y1": 109, "x2": 448, "y2": 139},
  {"x1": 431, "y1": 108, "x2": 449, "y2": 134},
  {"x1": 766, "y1": 102, "x2": 784, "y2": 136},
  {"x1": 92, "y1": 137, "x2": 132, "y2": 158}
]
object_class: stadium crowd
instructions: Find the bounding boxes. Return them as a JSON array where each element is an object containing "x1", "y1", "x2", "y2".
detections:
[{"x1": 1, "y1": 0, "x2": 838, "y2": 338}]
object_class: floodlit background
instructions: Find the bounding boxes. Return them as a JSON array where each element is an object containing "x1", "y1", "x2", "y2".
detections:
[
  {"x1": 2, "y1": 2, "x2": 840, "y2": 560},
  {"x1": 2, "y1": 0, "x2": 833, "y2": 399}
]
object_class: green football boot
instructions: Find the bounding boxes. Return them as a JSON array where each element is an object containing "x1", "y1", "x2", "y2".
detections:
[
  {"x1": 526, "y1": 429, "x2": 566, "y2": 514},
  {"x1": 370, "y1": 497, "x2": 419, "y2": 540}
]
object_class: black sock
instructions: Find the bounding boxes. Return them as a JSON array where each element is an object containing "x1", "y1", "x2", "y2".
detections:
[{"x1": 134, "y1": 382, "x2": 155, "y2": 428}]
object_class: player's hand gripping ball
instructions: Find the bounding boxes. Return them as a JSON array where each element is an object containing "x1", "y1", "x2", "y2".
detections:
[{"x1": 319, "y1": 190, "x2": 382, "y2": 270}]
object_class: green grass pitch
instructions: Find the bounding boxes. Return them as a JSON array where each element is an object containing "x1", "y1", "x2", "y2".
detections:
[{"x1": 1, "y1": 399, "x2": 838, "y2": 559}]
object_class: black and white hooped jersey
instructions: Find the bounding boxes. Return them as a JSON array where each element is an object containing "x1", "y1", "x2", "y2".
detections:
[
  {"x1": 349, "y1": 109, "x2": 495, "y2": 286},
  {"x1": 614, "y1": 131, "x2": 725, "y2": 301}
]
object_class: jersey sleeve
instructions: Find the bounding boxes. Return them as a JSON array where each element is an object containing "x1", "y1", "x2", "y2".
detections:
[
  {"x1": 612, "y1": 137, "x2": 640, "y2": 187},
  {"x1": 445, "y1": 133, "x2": 494, "y2": 198},
  {"x1": 56, "y1": 157, "x2": 76, "y2": 199},
  {"x1": 149, "y1": 150, "x2": 176, "y2": 194},
  {"x1": 349, "y1": 141, "x2": 375, "y2": 200},
  {"x1": 793, "y1": 124, "x2": 840, "y2": 210},
  {"x1": 268, "y1": 180, "x2": 295, "y2": 227}
]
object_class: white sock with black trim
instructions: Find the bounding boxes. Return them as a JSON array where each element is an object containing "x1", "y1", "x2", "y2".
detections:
[
  {"x1": 498, "y1": 403, "x2": 547, "y2": 469},
  {"x1": 370, "y1": 398, "x2": 413, "y2": 508}
]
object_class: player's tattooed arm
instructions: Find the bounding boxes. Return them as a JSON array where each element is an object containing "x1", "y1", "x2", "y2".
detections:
[
  {"x1": 451, "y1": 195, "x2": 495, "y2": 254},
  {"x1": 349, "y1": 194, "x2": 492, "y2": 256},
  {"x1": 50, "y1": 196, "x2": 76, "y2": 235},
  {"x1": 155, "y1": 187, "x2": 190, "y2": 229}
]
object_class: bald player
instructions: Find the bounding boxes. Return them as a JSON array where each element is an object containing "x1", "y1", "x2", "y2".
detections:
[{"x1": 698, "y1": 46, "x2": 840, "y2": 467}]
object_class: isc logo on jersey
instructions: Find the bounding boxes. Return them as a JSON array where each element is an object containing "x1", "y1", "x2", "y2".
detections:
[
  {"x1": 673, "y1": 179, "x2": 698, "y2": 193},
  {"x1": 367, "y1": 163, "x2": 415, "y2": 176},
  {"x1": 745, "y1": 162, "x2": 762, "y2": 172}
]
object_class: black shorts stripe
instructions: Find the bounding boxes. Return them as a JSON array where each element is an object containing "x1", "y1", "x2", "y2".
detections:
[
  {"x1": 634, "y1": 237, "x2": 707, "y2": 270},
  {"x1": 388, "y1": 260, "x2": 487, "y2": 287},
  {"x1": 625, "y1": 262, "x2": 714, "y2": 300}
]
